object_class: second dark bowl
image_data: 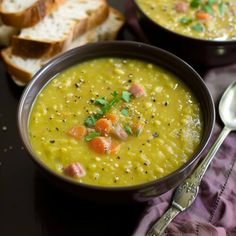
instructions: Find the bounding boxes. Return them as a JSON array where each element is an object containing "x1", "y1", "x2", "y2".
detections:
[
  {"x1": 18, "y1": 41, "x2": 215, "y2": 202},
  {"x1": 133, "y1": 0, "x2": 236, "y2": 68}
]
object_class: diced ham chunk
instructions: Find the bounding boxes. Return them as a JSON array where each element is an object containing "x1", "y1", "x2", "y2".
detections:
[
  {"x1": 112, "y1": 124, "x2": 128, "y2": 140},
  {"x1": 230, "y1": 6, "x2": 236, "y2": 16},
  {"x1": 64, "y1": 163, "x2": 86, "y2": 178},
  {"x1": 128, "y1": 83, "x2": 146, "y2": 98},
  {"x1": 175, "y1": 2, "x2": 189, "y2": 13}
]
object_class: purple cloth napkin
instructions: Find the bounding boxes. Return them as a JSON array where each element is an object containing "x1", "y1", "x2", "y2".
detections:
[{"x1": 125, "y1": 2, "x2": 236, "y2": 236}]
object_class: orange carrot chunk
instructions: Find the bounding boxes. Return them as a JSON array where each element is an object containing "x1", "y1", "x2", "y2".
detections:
[
  {"x1": 89, "y1": 137, "x2": 111, "y2": 154},
  {"x1": 212, "y1": 4, "x2": 218, "y2": 12},
  {"x1": 196, "y1": 11, "x2": 211, "y2": 20},
  {"x1": 95, "y1": 118, "x2": 112, "y2": 134},
  {"x1": 109, "y1": 142, "x2": 121, "y2": 155},
  {"x1": 106, "y1": 113, "x2": 119, "y2": 124},
  {"x1": 64, "y1": 163, "x2": 86, "y2": 177},
  {"x1": 67, "y1": 125, "x2": 87, "y2": 140},
  {"x1": 129, "y1": 83, "x2": 146, "y2": 98}
]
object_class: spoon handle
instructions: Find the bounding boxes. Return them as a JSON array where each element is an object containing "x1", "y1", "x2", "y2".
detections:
[
  {"x1": 146, "y1": 126, "x2": 231, "y2": 236},
  {"x1": 146, "y1": 206, "x2": 180, "y2": 236},
  {"x1": 191, "y1": 126, "x2": 231, "y2": 185}
]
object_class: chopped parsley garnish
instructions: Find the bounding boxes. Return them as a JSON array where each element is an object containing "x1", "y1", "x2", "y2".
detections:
[
  {"x1": 84, "y1": 116, "x2": 97, "y2": 127},
  {"x1": 121, "y1": 108, "x2": 129, "y2": 116},
  {"x1": 94, "y1": 97, "x2": 108, "y2": 106},
  {"x1": 121, "y1": 91, "x2": 132, "y2": 102},
  {"x1": 192, "y1": 23, "x2": 204, "y2": 32},
  {"x1": 84, "y1": 91, "x2": 121, "y2": 127},
  {"x1": 219, "y1": 2, "x2": 226, "y2": 16},
  {"x1": 84, "y1": 131, "x2": 101, "y2": 141},
  {"x1": 191, "y1": 0, "x2": 202, "y2": 8},
  {"x1": 124, "y1": 124, "x2": 133, "y2": 135},
  {"x1": 101, "y1": 91, "x2": 120, "y2": 114},
  {"x1": 203, "y1": 4, "x2": 214, "y2": 15},
  {"x1": 179, "y1": 17, "x2": 193, "y2": 25},
  {"x1": 208, "y1": 0, "x2": 217, "y2": 5}
]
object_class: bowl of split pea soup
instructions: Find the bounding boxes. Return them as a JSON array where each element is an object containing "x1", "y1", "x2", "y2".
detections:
[
  {"x1": 133, "y1": 0, "x2": 236, "y2": 67},
  {"x1": 18, "y1": 41, "x2": 215, "y2": 202}
]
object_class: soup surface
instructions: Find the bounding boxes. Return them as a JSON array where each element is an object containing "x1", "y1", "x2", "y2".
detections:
[
  {"x1": 29, "y1": 58, "x2": 203, "y2": 187},
  {"x1": 137, "y1": 0, "x2": 236, "y2": 40}
]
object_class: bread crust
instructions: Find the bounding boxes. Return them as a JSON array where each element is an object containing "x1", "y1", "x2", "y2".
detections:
[
  {"x1": 1, "y1": 7, "x2": 124, "y2": 85},
  {"x1": 1, "y1": 47, "x2": 34, "y2": 83},
  {"x1": 11, "y1": 0, "x2": 109, "y2": 58},
  {"x1": 0, "y1": 0, "x2": 66, "y2": 28}
]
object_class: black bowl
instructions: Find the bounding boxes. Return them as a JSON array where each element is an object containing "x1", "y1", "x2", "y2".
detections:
[
  {"x1": 133, "y1": 0, "x2": 236, "y2": 68},
  {"x1": 18, "y1": 41, "x2": 215, "y2": 202}
]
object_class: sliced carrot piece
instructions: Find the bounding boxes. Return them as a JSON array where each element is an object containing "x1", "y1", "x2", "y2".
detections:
[
  {"x1": 212, "y1": 4, "x2": 218, "y2": 12},
  {"x1": 196, "y1": 11, "x2": 211, "y2": 20},
  {"x1": 109, "y1": 142, "x2": 121, "y2": 155},
  {"x1": 67, "y1": 125, "x2": 87, "y2": 140},
  {"x1": 106, "y1": 113, "x2": 119, "y2": 124},
  {"x1": 89, "y1": 137, "x2": 111, "y2": 154},
  {"x1": 95, "y1": 118, "x2": 112, "y2": 135}
]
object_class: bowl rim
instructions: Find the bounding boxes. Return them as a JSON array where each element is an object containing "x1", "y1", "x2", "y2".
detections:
[
  {"x1": 18, "y1": 41, "x2": 215, "y2": 192},
  {"x1": 133, "y1": 0, "x2": 236, "y2": 44}
]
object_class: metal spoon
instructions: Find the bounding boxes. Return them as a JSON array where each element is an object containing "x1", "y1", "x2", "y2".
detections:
[{"x1": 146, "y1": 81, "x2": 236, "y2": 236}]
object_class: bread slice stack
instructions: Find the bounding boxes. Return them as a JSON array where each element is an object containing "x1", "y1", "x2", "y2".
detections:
[
  {"x1": 0, "y1": 15, "x2": 18, "y2": 46},
  {"x1": 0, "y1": 0, "x2": 124, "y2": 85}
]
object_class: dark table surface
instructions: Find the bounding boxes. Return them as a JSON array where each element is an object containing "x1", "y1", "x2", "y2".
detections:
[{"x1": 0, "y1": 1, "x2": 148, "y2": 236}]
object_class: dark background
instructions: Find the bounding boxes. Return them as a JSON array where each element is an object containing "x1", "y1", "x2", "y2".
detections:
[{"x1": 0, "y1": 1, "x2": 146, "y2": 236}]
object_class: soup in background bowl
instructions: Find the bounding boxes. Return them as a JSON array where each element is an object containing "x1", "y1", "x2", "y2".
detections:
[
  {"x1": 137, "y1": 0, "x2": 236, "y2": 40},
  {"x1": 133, "y1": 0, "x2": 236, "y2": 67},
  {"x1": 18, "y1": 41, "x2": 215, "y2": 202}
]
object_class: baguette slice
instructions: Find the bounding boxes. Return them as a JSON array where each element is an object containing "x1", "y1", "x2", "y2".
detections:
[
  {"x1": 0, "y1": 16, "x2": 18, "y2": 46},
  {"x1": 1, "y1": 8, "x2": 124, "y2": 86},
  {"x1": 11, "y1": 0, "x2": 109, "y2": 58},
  {"x1": 0, "y1": 0, "x2": 66, "y2": 28}
]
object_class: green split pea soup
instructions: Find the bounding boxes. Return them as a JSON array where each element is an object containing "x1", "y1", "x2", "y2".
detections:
[
  {"x1": 29, "y1": 57, "x2": 203, "y2": 187},
  {"x1": 137, "y1": 0, "x2": 236, "y2": 40}
]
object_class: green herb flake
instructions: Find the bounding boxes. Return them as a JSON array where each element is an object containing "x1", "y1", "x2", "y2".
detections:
[
  {"x1": 219, "y1": 2, "x2": 226, "y2": 16},
  {"x1": 192, "y1": 23, "x2": 204, "y2": 32},
  {"x1": 208, "y1": 0, "x2": 217, "y2": 5},
  {"x1": 121, "y1": 91, "x2": 132, "y2": 102},
  {"x1": 203, "y1": 4, "x2": 214, "y2": 14},
  {"x1": 121, "y1": 108, "x2": 129, "y2": 116},
  {"x1": 111, "y1": 91, "x2": 119, "y2": 97},
  {"x1": 124, "y1": 124, "x2": 133, "y2": 135},
  {"x1": 84, "y1": 116, "x2": 97, "y2": 127},
  {"x1": 191, "y1": 0, "x2": 202, "y2": 8},
  {"x1": 94, "y1": 97, "x2": 108, "y2": 106},
  {"x1": 101, "y1": 95, "x2": 120, "y2": 114},
  {"x1": 178, "y1": 17, "x2": 193, "y2": 25},
  {"x1": 84, "y1": 131, "x2": 101, "y2": 141}
]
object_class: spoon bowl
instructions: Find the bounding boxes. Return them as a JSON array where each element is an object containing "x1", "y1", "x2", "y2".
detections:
[{"x1": 219, "y1": 81, "x2": 236, "y2": 130}]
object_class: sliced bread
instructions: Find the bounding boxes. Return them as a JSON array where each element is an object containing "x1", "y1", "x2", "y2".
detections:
[
  {"x1": 0, "y1": 0, "x2": 66, "y2": 28},
  {"x1": 11, "y1": 0, "x2": 109, "y2": 58},
  {"x1": 1, "y1": 8, "x2": 124, "y2": 85},
  {"x1": 0, "y1": 16, "x2": 18, "y2": 46}
]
